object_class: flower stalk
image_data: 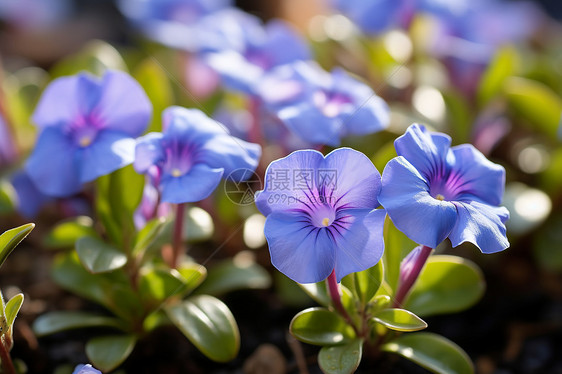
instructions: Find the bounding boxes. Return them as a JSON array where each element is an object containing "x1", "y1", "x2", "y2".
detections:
[
  {"x1": 170, "y1": 202, "x2": 186, "y2": 269},
  {"x1": 326, "y1": 269, "x2": 355, "y2": 329},
  {"x1": 0, "y1": 335, "x2": 15, "y2": 374}
]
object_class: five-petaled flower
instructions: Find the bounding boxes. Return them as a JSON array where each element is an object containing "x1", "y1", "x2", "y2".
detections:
[
  {"x1": 378, "y1": 123, "x2": 509, "y2": 253},
  {"x1": 255, "y1": 148, "x2": 386, "y2": 284},
  {"x1": 134, "y1": 106, "x2": 261, "y2": 204},
  {"x1": 258, "y1": 61, "x2": 390, "y2": 147},
  {"x1": 25, "y1": 70, "x2": 152, "y2": 197}
]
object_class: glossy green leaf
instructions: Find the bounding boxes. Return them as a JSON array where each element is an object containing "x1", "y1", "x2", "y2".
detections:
[
  {"x1": 133, "y1": 58, "x2": 173, "y2": 133},
  {"x1": 184, "y1": 206, "x2": 214, "y2": 242},
  {"x1": 43, "y1": 217, "x2": 97, "y2": 249},
  {"x1": 139, "y1": 266, "x2": 203, "y2": 304},
  {"x1": 86, "y1": 334, "x2": 137, "y2": 372},
  {"x1": 52, "y1": 252, "x2": 142, "y2": 321},
  {"x1": 51, "y1": 40, "x2": 128, "y2": 78},
  {"x1": 76, "y1": 236, "x2": 127, "y2": 274},
  {"x1": 405, "y1": 255, "x2": 485, "y2": 317},
  {"x1": 33, "y1": 311, "x2": 123, "y2": 337},
  {"x1": 166, "y1": 295, "x2": 240, "y2": 362},
  {"x1": 478, "y1": 46, "x2": 518, "y2": 105},
  {"x1": 176, "y1": 263, "x2": 207, "y2": 293},
  {"x1": 372, "y1": 308, "x2": 427, "y2": 332},
  {"x1": 383, "y1": 217, "x2": 416, "y2": 293},
  {"x1": 4, "y1": 293, "x2": 23, "y2": 331},
  {"x1": 318, "y1": 338, "x2": 363, "y2": 374},
  {"x1": 298, "y1": 282, "x2": 331, "y2": 307},
  {"x1": 0, "y1": 223, "x2": 34, "y2": 268},
  {"x1": 342, "y1": 261, "x2": 383, "y2": 306},
  {"x1": 370, "y1": 295, "x2": 391, "y2": 311},
  {"x1": 195, "y1": 255, "x2": 270, "y2": 296},
  {"x1": 133, "y1": 217, "x2": 166, "y2": 256},
  {"x1": 503, "y1": 76, "x2": 562, "y2": 138},
  {"x1": 382, "y1": 332, "x2": 474, "y2": 374},
  {"x1": 290, "y1": 307, "x2": 355, "y2": 346}
]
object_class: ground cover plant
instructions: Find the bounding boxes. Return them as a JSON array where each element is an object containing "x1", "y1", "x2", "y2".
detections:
[{"x1": 0, "y1": 0, "x2": 562, "y2": 373}]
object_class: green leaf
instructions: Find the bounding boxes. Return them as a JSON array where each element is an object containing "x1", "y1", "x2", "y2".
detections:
[
  {"x1": 86, "y1": 334, "x2": 137, "y2": 372},
  {"x1": 176, "y1": 263, "x2": 207, "y2": 293},
  {"x1": 382, "y1": 332, "x2": 474, "y2": 374},
  {"x1": 443, "y1": 90, "x2": 472, "y2": 143},
  {"x1": 318, "y1": 339, "x2": 363, "y2": 374},
  {"x1": 341, "y1": 261, "x2": 383, "y2": 306},
  {"x1": 298, "y1": 282, "x2": 331, "y2": 307},
  {"x1": 503, "y1": 76, "x2": 562, "y2": 138},
  {"x1": 166, "y1": 295, "x2": 240, "y2": 362},
  {"x1": 133, "y1": 217, "x2": 166, "y2": 256},
  {"x1": 50, "y1": 40, "x2": 128, "y2": 78},
  {"x1": 52, "y1": 252, "x2": 142, "y2": 321},
  {"x1": 133, "y1": 58, "x2": 173, "y2": 133},
  {"x1": 372, "y1": 308, "x2": 427, "y2": 332},
  {"x1": 0, "y1": 223, "x2": 34, "y2": 268},
  {"x1": 4, "y1": 293, "x2": 24, "y2": 331},
  {"x1": 76, "y1": 236, "x2": 127, "y2": 274},
  {"x1": 405, "y1": 255, "x2": 485, "y2": 317},
  {"x1": 478, "y1": 46, "x2": 518, "y2": 106},
  {"x1": 383, "y1": 217, "x2": 416, "y2": 293},
  {"x1": 290, "y1": 307, "x2": 355, "y2": 346},
  {"x1": 195, "y1": 255, "x2": 271, "y2": 296},
  {"x1": 33, "y1": 311, "x2": 123, "y2": 337},
  {"x1": 139, "y1": 267, "x2": 200, "y2": 305},
  {"x1": 184, "y1": 207, "x2": 214, "y2": 242},
  {"x1": 43, "y1": 217, "x2": 97, "y2": 249}
]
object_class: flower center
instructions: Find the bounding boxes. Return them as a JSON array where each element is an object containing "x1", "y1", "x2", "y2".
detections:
[
  {"x1": 435, "y1": 194, "x2": 445, "y2": 201},
  {"x1": 321, "y1": 217, "x2": 330, "y2": 227},
  {"x1": 171, "y1": 168, "x2": 183, "y2": 177},
  {"x1": 79, "y1": 136, "x2": 93, "y2": 148},
  {"x1": 311, "y1": 204, "x2": 336, "y2": 228}
]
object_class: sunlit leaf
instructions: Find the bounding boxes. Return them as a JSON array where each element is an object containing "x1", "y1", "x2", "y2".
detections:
[
  {"x1": 0, "y1": 223, "x2": 34, "y2": 269},
  {"x1": 372, "y1": 308, "x2": 427, "y2": 332},
  {"x1": 318, "y1": 339, "x2": 363, "y2": 374},
  {"x1": 33, "y1": 311, "x2": 123, "y2": 337},
  {"x1": 86, "y1": 334, "x2": 137, "y2": 372},
  {"x1": 76, "y1": 236, "x2": 127, "y2": 274},
  {"x1": 290, "y1": 307, "x2": 355, "y2": 346}
]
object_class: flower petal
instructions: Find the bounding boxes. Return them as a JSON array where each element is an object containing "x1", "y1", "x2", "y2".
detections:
[
  {"x1": 278, "y1": 103, "x2": 343, "y2": 146},
  {"x1": 134, "y1": 132, "x2": 165, "y2": 173},
  {"x1": 11, "y1": 171, "x2": 53, "y2": 218},
  {"x1": 264, "y1": 210, "x2": 336, "y2": 283},
  {"x1": 394, "y1": 123, "x2": 452, "y2": 181},
  {"x1": 77, "y1": 130, "x2": 136, "y2": 183},
  {"x1": 333, "y1": 208, "x2": 386, "y2": 282},
  {"x1": 449, "y1": 201, "x2": 509, "y2": 254},
  {"x1": 204, "y1": 50, "x2": 265, "y2": 94},
  {"x1": 342, "y1": 96, "x2": 390, "y2": 136},
  {"x1": 196, "y1": 135, "x2": 261, "y2": 181},
  {"x1": 449, "y1": 144, "x2": 506, "y2": 206},
  {"x1": 263, "y1": 20, "x2": 311, "y2": 67},
  {"x1": 160, "y1": 163, "x2": 224, "y2": 203},
  {"x1": 163, "y1": 106, "x2": 230, "y2": 141},
  {"x1": 25, "y1": 127, "x2": 81, "y2": 197},
  {"x1": 255, "y1": 149, "x2": 324, "y2": 216},
  {"x1": 32, "y1": 73, "x2": 99, "y2": 129},
  {"x1": 94, "y1": 70, "x2": 152, "y2": 136},
  {"x1": 379, "y1": 156, "x2": 457, "y2": 248}
]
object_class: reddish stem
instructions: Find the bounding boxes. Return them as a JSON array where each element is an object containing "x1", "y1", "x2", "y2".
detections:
[
  {"x1": 0, "y1": 337, "x2": 16, "y2": 374},
  {"x1": 170, "y1": 203, "x2": 186, "y2": 269},
  {"x1": 392, "y1": 245, "x2": 433, "y2": 308},
  {"x1": 326, "y1": 269, "x2": 355, "y2": 329}
]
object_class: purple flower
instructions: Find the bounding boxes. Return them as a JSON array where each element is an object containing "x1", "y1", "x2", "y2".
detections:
[
  {"x1": 118, "y1": 0, "x2": 232, "y2": 51},
  {"x1": 378, "y1": 124, "x2": 509, "y2": 253},
  {"x1": 72, "y1": 364, "x2": 101, "y2": 374},
  {"x1": 258, "y1": 61, "x2": 390, "y2": 147},
  {"x1": 202, "y1": 10, "x2": 311, "y2": 94},
  {"x1": 255, "y1": 148, "x2": 386, "y2": 283},
  {"x1": 25, "y1": 70, "x2": 151, "y2": 197},
  {"x1": 11, "y1": 171, "x2": 53, "y2": 218},
  {"x1": 134, "y1": 106, "x2": 261, "y2": 204}
]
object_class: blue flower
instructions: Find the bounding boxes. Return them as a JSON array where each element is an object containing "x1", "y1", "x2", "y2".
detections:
[
  {"x1": 72, "y1": 364, "x2": 101, "y2": 374},
  {"x1": 134, "y1": 106, "x2": 261, "y2": 204},
  {"x1": 202, "y1": 10, "x2": 311, "y2": 94},
  {"x1": 255, "y1": 148, "x2": 386, "y2": 283},
  {"x1": 329, "y1": 0, "x2": 412, "y2": 34},
  {"x1": 258, "y1": 61, "x2": 389, "y2": 147},
  {"x1": 25, "y1": 70, "x2": 152, "y2": 197},
  {"x1": 378, "y1": 124, "x2": 509, "y2": 253},
  {"x1": 26, "y1": 70, "x2": 151, "y2": 197},
  {"x1": 118, "y1": 0, "x2": 232, "y2": 51},
  {"x1": 11, "y1": 171, "x2": 53, "y2": 218}
]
